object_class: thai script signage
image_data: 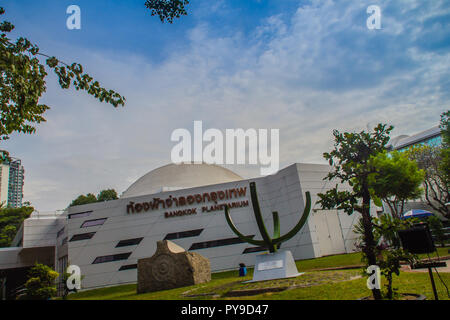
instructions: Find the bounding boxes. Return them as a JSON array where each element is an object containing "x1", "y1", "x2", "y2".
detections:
[{"x1": 126, "y1": 187, "x2": 248, "y2": 218}]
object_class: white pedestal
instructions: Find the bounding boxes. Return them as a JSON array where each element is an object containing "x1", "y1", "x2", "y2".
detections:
[{"x1": 249, "y1": 250, "x2": 303, "y2": 282}]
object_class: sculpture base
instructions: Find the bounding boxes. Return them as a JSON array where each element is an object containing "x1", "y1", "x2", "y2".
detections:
[{"x1": 248, "y1": 250, "x2": 303, "y2": 282}]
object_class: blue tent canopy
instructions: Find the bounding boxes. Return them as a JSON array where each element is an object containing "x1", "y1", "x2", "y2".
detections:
[{"x1": 401, "y1": 209, "x2": 434, "y2": 219}]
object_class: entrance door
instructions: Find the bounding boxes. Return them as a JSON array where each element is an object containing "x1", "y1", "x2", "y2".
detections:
[{"x1": 314, "y1": 210, "x2": 346, "y2": 256}]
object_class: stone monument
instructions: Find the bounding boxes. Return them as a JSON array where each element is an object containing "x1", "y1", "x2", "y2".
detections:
[{"x1": 137, "y1": 240, "x2": 211, "y2": 293}]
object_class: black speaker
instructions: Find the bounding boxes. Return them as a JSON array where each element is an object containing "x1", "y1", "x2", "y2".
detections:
[{"x1": 398, "y1": 223, "x2": 436, "y2": 254}]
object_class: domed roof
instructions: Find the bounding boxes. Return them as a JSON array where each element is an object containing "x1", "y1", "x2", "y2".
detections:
[{"x1": 121, "y1": 163, "x2": 243, "y2": 198}]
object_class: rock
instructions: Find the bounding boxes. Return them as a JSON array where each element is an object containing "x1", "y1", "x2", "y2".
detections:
[{"x1": 137, "y1": 240, "x2": 211, "y2": 293}]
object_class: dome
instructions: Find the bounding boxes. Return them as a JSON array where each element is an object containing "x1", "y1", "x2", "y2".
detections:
[
  {"x1": 121, "y1": 163, "x2": 243, "y2": 198},
  {"x1": 387, "y1": 135, "x2": 410, "y2": 149}
]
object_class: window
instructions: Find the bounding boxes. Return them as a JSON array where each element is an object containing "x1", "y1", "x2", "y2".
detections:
[
  {"x1": 115, "y1": 237, "x2": 143, "y2": 248},
  {"x1": 92, "y1": 252, "x2": 132, "y2": 264},
  {"x1": 57, "y1": 255, "x2": 68, "y2": 296},
  {"x1": 69, "y1": 232, "x2": 96, "y2": 242},
  {"x1": 118, "y1": 264, "x2": 137, "y2": 271},
  {"x1": 68, "y1": 211, "x2": 92, "y2": 219},
  {"x1": 58, "y1": 256, "x2": 68, "y2": 276},
  {"x1": 164, "y1": 229, "x2": 203, "y2": 240},
  {"x1": 189, "y1": 235, "x2": 255, "y2": 250},
  {"x1": 242, "y1": 246, "x2": 268, "y2": 254},
  {"x1": 80, "y1": 218, "x2": 107, "y2": 228}
]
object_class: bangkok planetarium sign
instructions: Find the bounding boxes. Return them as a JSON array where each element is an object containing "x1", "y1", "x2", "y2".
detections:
[{"x1": 126, "y1": 187, "x2": 249, "y2": 218}]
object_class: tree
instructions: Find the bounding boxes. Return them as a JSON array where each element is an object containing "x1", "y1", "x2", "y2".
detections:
[
  {"x1": 360, "y1": 215, "x2": 417, "y2": 300},
  {"x1": 317, "y1": 124, "x2": 394, "y2": 300},
  {"x1": 97, "y1": 189, "x2": 119, "y2": 202},
  {"x1": 0, "y1": 8, "x2": 125, "y2": 142},
  {"x1": 368, "y1": 151, "x2": 424, "y2": 219},
  {"x1": 18, "y1": 263, "x2": 58, "y2": 300},
  {"x1": 69, "y1": 188, "x2": 119, "y2": 207},
  {"x1": 0, "y1": 204, "x2": 33, "y2": 247},
  {"x1": 145, "y1": 0, "x2": 190, "y2": 23},
  {"x1": 406, "y1": 145, "x2": 449, "y2": 219},
  {"x1": 426, "y1": 215, "x2": 446, "y2": 247},
  {"x1": 69, "y1": 193, "x2": 97, "y2": 207},
  {"x1": 439, "y1": 110, "x2": 450, "y2": 188},
  {"x1": 0, "y1": 149, "x2": 10, "y2": 163}
]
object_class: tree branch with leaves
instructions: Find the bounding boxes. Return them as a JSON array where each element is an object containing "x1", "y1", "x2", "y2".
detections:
[
  {"x1": 144, "y1": 0, "x2": 190, "y2": 23},
  {"x1": 0, "y1": 7, "x2": 126, "y2": 142}
]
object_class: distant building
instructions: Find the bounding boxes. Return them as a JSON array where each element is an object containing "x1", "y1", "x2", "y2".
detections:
[
  {"x1": 388, "y1": 125, "x2": 442, "y2": 151},
  {"x1": 0, "y1": 151, "x2": 25, "y2": 208},
  {"x1": 7, "y1": 159, "x2": 25, "y2": 208},
  {"x1": 0, "y1": 163, "x2": 10, "y2": 206},
  {"x1": 386, "y1": 125, "x2": 446, "y2": 219}
]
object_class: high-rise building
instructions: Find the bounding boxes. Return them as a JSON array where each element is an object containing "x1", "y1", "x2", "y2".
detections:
[
  {"x1": 7, "y1": 158, "x2": 24, "y2": 208},
  {"x1": 0, "y1": 162, "x2": 10, "y2": 206},
  {"x1": 0, "y1": 151, "x2": 25, "y2": 208}
]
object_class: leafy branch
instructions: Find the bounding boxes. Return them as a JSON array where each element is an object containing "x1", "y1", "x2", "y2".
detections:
[
  {"x1": 0, "y1": 7, "x2": 126, "y2": 141},
  {"x1": 144, "y1": 0, "x2": 190, "y2": 23}
]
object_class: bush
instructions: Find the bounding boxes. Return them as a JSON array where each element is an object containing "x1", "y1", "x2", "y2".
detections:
[{"x1": 18, "y1": 263, "x2": 59, "y2": 300}]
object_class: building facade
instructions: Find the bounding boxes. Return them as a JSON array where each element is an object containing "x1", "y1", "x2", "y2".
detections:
[
  {"x1": 7, "y1": 158, "x2": 25, "y2": 208},
  {"x1": 1, "y1": 163, "x2": 372, "y2": 296},
  {"x1": 388, "y1": 125, "x2": 442, "y2": 151},
  {"x1": 0, "y1": 151, "x2": 25, "y2": 208},
  {"x1": 0, "y1": 163, "x2": 10, "y2": 205}
]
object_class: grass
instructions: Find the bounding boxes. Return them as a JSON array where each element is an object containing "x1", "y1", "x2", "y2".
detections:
[
  {"x1": 65, "y1": 247, "x2": 450, "y2": 300},
  {"x1": 251, "y1": 272, "x2": 450, "y2": 300},
  {"x1": 295, "y1": 246, "x2": 450, "y2": 271}
]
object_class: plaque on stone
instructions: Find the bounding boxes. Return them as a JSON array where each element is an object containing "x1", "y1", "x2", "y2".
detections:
[
  {"x1": 137, "y1": 240, "x2": 211, "y2": 293},
  {"x1": 251, "y1": 250, "x2": 303, "y2": 282}
]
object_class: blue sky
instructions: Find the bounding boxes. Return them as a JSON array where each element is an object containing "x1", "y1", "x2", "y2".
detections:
[{"x1": 1, "y1": 0, "x2": 449, "y2": 211}]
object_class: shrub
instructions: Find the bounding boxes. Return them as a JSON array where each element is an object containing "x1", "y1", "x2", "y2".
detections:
[{"x1": 18, "y1": 263, "x2": 59, "y2": 300}]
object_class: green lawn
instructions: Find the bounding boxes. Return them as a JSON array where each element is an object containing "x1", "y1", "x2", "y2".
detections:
[
  {"x1": 295, "y1": 246, "x2": 449, "y2": 271},
  {"x1": 252, "y1": 272, "x2": 450, "y2": 300},
  {"x1": 66, "y1": 248, "x2": 450, "y2": 300}
]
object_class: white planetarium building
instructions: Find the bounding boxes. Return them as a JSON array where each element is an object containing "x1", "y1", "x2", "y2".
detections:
[{"x1": 0, "y1": 162, "x2": 367, "y2": 294}]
